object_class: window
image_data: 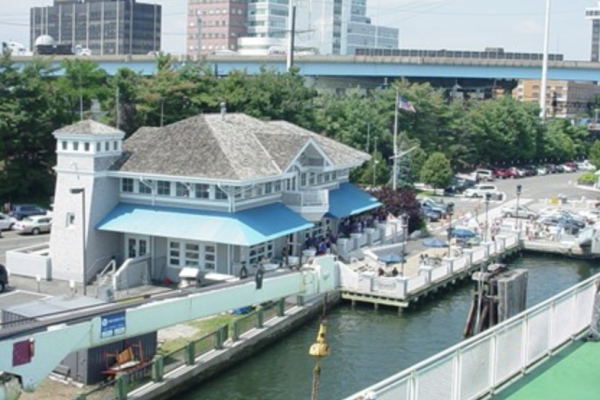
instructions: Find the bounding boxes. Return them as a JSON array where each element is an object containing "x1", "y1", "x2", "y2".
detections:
[
  {"x1": 139, "y1": 180, "x2": 153, "y2": 194},
  {"x1": 248, "y1": 241, "x2": 274, "y2": 266},
  {"x1": 185, "y1": 243, "x2": 200, "y2": 266},
  {"x1": 169, "y1": 242, "x2": 180, "y2": 266},
  {"x1": 265, "y1": 182, "x2": 273, "y2": 194},
  {"x1": 157, "y1": 181, "x2": 171, "y2": 196},
  {"x1": 73, "y1": 142, "x2": 79, "y2": 151},
  {"x1": 274, "y1": 181, "x2": 281, "y2": 192},
  {"x1": 96, "y1": 142, "x2": 101, "y2": 152},
  {"x1": 195, "y1": 183, "x2": 210, "y2": 199},
  {"x1": 169, "y1": 240, "x2": 217, "y2": 269},
  {"x1": 113, "y1": 141, "x2": 118, "y2": 151},
  {"x1": 84, "y1": 142, "x2": 90, "y2": 151},
  {"x1": 62, "y1": 141, "x2": 67, "y2": 150},
  {"x1": 122, "y1": 178, "x2": 134, "y2": 193},
  {"x1": 105, "y1": 142, "x2": 110, "y2": 151},
  {"x1": 176, "y1": 182, "x2": 190, "y2": 197},
  {"x1": 215, "y1": 187, "x2": 228, "y2": 200}
]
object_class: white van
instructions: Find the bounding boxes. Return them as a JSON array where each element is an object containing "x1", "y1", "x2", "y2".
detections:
[
  {"x1": 475, "y1": 169, "x2": 494, "y2": 182},
  {"x1": 464, "y1": 184, "x2": 501, "y2": 198}
]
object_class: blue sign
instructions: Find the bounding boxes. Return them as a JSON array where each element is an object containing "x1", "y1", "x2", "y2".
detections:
[{"x1": 100, "y1": 312, "x2": 126, "y2": 339}]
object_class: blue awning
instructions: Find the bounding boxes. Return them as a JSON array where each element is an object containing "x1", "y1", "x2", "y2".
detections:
[
  {"x1": 96, "y1": 203, "x2": 313, "y2": 247},
  {"x1": 327, "y1": 183, "x2": 381, "y2": 219}
]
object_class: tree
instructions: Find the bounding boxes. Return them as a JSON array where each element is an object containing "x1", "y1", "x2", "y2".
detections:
[
  {"x1": 420, "y1": 152, "x2": 453, "y2": 191},
  {"x1": 367, "y1": 186, "x2": 422, "y2": 231},
  {"x1": 589, "y1": 140, "x2": 600, "y2": 171}
]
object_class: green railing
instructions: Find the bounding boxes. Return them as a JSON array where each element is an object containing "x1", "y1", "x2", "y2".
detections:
[{"x1": 74, "y1": 297, "x2": 290, "y2": 400}]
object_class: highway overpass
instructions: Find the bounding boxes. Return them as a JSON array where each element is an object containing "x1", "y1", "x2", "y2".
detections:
[{"x1": 11, "y1": 54, "x2": 600, "y2": 82}]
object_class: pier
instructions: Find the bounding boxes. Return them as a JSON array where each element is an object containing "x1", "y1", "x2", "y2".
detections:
[{"x1": 338, "y1": 232, "x2": 522, "y2": 310}]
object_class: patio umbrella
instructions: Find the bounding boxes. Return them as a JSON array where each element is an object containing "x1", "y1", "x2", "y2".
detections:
[
  {"x1": 451, "y1": 228, "x2": 476, "y2": 239},
  {"x1": 378, "y1": 253, "x2": 406, "y2": 264},
  {"x1": 422, "y1": 238, "x2": 448, "y2": 248}
]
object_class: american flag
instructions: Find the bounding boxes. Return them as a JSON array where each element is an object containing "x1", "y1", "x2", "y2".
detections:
[{"x1": 397, "y1": 95, "x2": 416, "y2": 113}]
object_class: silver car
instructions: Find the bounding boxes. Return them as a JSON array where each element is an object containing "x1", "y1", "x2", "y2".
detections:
[
  {"x1": 13, "y1": 215, "x2": 52, "y2": 235},
  {"x1": 501, "y1": 205, "x2": 539, "y2": 220},
  {"x1": 0, "y1": 213, "x2": 15, "y2": 231}
]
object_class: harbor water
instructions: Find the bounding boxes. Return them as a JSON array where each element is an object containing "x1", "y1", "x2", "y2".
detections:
[{"x1": 180, "y1": 254, "x2": 600, "y2": 400}]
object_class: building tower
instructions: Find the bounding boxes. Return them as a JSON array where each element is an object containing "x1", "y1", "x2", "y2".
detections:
[
  {"x1": 586, "y1": 1, "x2": 600, "y2": 62},
  {"x1": 50, "y1": 120, "x2": 124, "y2": 285},
  {"x1": 30, "y1": 0, "x2": 161, "y2": 56}
]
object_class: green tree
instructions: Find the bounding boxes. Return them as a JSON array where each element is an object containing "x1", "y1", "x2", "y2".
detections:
[
  {"x1": 543, "y1": 119, "x2": 576, "y2": 162},
  {"x1": 589, "y1": 140, "x2": 600, "y2": 170},
  {"x1": 420, "y1": 152, "x2": 453, "y2": 190}
]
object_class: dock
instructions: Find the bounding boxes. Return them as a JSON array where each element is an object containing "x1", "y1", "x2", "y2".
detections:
[{"x1": 338, "y1": 232, "x2": 522, "y2": 310}]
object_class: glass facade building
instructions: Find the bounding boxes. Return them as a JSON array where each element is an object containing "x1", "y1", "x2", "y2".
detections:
[{"x1": 30, "y1": 0, "x2": 161, "y2": 56}]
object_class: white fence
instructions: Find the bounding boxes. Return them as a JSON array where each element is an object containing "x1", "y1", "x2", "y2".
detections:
[
  {"x1": 343, "y1": 273, "x2": 598, "y2": 400},
  {"x1": 339, "y1": 233, "x2": 520, "y2": 300}
]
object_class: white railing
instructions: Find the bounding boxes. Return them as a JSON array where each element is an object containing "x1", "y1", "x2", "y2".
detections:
[
  {"x1": 339, "y1": 233, "x2": 521, "y2": 300},
  {"x1": 281, "y1": 189, "x2": 329, "y2": 207},
  {"x1": 343, "y1": 273, "x2": 599, "y2": 400}
]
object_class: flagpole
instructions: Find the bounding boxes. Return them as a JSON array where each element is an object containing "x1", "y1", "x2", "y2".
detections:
[
  {"x1": 393, "y1": 87, "x2": 399, "y2": 191},
  {"x1": 539, "y1": 0, "x2": 551, "y2": 120}
]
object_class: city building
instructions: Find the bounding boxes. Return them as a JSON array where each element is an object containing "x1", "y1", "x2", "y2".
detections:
[
  {"x1": 30, "y1": 0, "x2": 161, "y2": 56},
  {"x1": 512, "y1": 79, "x2": 600, "y2": 118},
  {"x1": 187, "y1": 0, "x2": 398, "y2": 56},
  {"x1": 586, "y1": 1, "x2": 600, "y2": 62},
  {"x1": 8, "y1": 113, "x2": 383, "y2": 288}
]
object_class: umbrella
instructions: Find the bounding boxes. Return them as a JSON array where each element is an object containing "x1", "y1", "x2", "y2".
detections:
[
  {"x1": 451, "y1": 228, "x2": 476, "y2": 239},
  {"x1": 423, "y1": 238, "x2": 448, "y2": 248},
  {"x1": 378, "y1": 253, "x2": 406, "y2": 264}
]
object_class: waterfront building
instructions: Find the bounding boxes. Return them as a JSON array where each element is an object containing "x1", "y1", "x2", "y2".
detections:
[
  {"x1": 20, "y1": 113, "x2": 377, "y2": 285},
  {"x1": 586, "y1": 1, "x2": 600, "y2": 62},
  {"x1": 30, "y1": 0, "x2": 161, "y2": 56},
  {"x1": 512, "y1": 79, "x2": 600, "y2": 118},
  {"x1": 187, "y1": 0, "x2": 398, "y2": 56}
]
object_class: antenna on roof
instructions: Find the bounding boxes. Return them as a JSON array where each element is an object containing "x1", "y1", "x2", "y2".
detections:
[{"x1": 220, "y1": 102, "x2": 227, "y2": 119}]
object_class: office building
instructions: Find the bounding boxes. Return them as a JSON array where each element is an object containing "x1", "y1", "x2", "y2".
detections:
[
  {"x1": 512, "y1": 79, "x2": 600, "y2": 118},
  {"x1": 186, "y1": 0, "x2": 398, "y2": 56},
  {"x1": 30, "y1": 0, "x2": 161, "y2": 56},
  {"x1": 586, "y1": 1, "x2": 600, "y2": 62}
]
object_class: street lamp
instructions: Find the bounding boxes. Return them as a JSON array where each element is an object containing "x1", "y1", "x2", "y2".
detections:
[
  {"x1": 70, "y1": 187, "x2": 86, "y2": 295},
  {"x1": 515, "y1": 184, "x2": 522, "y2": 232},
  {"x1": 401, "y1": 213, "x2": 410, "y2": 276},
  {"x1": 484, "y1": 193, "x2": 491, "y2": 242},
  {"x1": 372, "y1": 159, "x2": 379, "y2": 188},
  {"x1": 446, "y1": 203, "x2": 455, "y2": 257}
]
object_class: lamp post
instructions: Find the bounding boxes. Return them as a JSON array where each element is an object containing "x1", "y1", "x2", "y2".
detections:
[
  {"x1": 70, "y1": 187, "x2": 86, "y2": 295},
  {"x1": 401, "y1": 213, "x2": 409, "y2": 276},
  {"x1": 446, "y1": 203, "x2": 455, "y2": 257},
  {"x1": 484, "y1": 193, "x2": 491, "y2": 242},
  {"x1": 372, "y1": 160, "x2": 379, "y2": 187},
  {"x1": 515, "y1": 184, "x2": 522, "y2": 232}
]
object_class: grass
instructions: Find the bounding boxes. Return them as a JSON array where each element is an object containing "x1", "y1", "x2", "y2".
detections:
[{"x1": 157, "y1": 313, "x2": 242, "y2": 355}]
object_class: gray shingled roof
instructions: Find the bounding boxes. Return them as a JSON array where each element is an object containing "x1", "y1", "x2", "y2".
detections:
[
  {"x1": 53, "y1": 120, "x2": 124, "y2": 136},
  {"x1": 114, "y1": 113, "x2": 369, "y2": 181},
  {"x1": 268, "y1": 121, "x2": 371, "y2": 166}
]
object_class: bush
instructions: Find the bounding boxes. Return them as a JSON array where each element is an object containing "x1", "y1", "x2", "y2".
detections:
[{"x1": 578, "y1": 171, "x2": 597, "y2": 185}]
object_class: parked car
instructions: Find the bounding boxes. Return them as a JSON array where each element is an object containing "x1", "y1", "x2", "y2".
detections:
[
  {"x1": 522, "y1": 165, "x2": 538, "y2": 176},
  {"x1": 0, "y1": 213, "x2": 15, "y2": 231},
  {"x1": 0, "y1": 263, "x2": 8, "y2": 292},
  {"x1": 419, "y1": 198, "x2": 449, "y2": 216},
  {"x1": 474, "y1": 168, "x2": 494, "y2": 182},
  {"x1": 464, "y1": 184, "x2": 501, "y2": 198},
  {"x1": 10, "y1": 204, "x2": 48, "y2": 221},
  {"x1": 561, "y1": 163, "x2": 576, "y2": 173},
  {"x1": 444, "y1": 177, "x2": 476, "y2": 195},
  {"x1": 579, "y1": 209, "x2": 600, "y2": 223},
  {"x1": 545, "y1": 163, "x2": 558, "y2": 174},
  {"x1": 509, "y1": 166, "x2": 527, "y2": 178},
  {"x1": 13, "y1": 215, "x2": 52, "y2": 235},
  {"x1": 576, "y1": 160, "x2": 596, "y2": 171},
  {"x1": 539, "y1": 216, "x2": 584, "y2": 235},
  {"x1": 536, "y1": 165, "x2": 548, "y2": 175},
  {"x1": 492, "y1": 168, "x2": 517, "y2": 179},
  {"x1": 421, "y1": 203, "x2": 442, "y2": 222},
  {"x1": 501, "y1": 205, "x2": 539, "y2": 220}
]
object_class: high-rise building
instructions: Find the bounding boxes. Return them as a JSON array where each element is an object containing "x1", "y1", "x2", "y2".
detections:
[
  {"x1": 187, "y1": 0, "x2": 248, "y2": 55},
  {"x1": 186, "y1": 0, "x2": 398, "y2": 56},
  {"x1": 585, "y1": 1, "x2": 600, "y2": 61},
  {"x1": 30, "y1": 0, "x2": 161, "y2": 56}
]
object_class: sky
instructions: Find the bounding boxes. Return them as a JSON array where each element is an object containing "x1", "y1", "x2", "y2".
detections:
[{"x1": 0, "y1": 0, "x2": 597, "y2": 61}]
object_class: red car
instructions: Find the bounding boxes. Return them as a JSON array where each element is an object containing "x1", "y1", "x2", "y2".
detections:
[{"x1": 493, "y1": 168, "x2": 518, "y2": 179}]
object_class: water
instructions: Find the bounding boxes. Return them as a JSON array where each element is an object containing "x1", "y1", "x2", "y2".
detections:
[{"x1": 180, "y1": 255, "x2": 600, "y2": 400}]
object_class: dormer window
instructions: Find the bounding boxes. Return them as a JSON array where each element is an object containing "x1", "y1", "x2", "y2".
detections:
[{"x1": 122, "y1": 178, "x2": 134, "y2": 193}]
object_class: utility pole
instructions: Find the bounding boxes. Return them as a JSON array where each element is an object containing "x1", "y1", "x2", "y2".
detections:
[
  {"x1": 392, "y1": 87, "x2": 399, "y2": 190},
  {"x1": 286, "y1": 3, "x2": 296, "y2": 71},
  {"x1": 115, "y1": 85, "x2": 121, "y2": 130},
  {"x1": 540, "y1": 0, "x2": 551, "y2": 120},
  {"x1": 366, "y1": 122, "x2": 371, "y2": 153}
]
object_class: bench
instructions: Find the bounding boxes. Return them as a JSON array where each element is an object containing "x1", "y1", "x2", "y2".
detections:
[{"x1": 103, "y1": 343, "x2": 144, "y2": 376}]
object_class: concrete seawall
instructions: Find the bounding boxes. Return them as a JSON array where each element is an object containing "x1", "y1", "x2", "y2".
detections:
[{"x1": 130, "y1": 292, "x2": 340, "y2": 400}]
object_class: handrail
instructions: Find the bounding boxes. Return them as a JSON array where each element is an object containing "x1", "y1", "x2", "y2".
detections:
[{"x1": 343, "y1": 272, "x2": 599, "y2": 400}]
